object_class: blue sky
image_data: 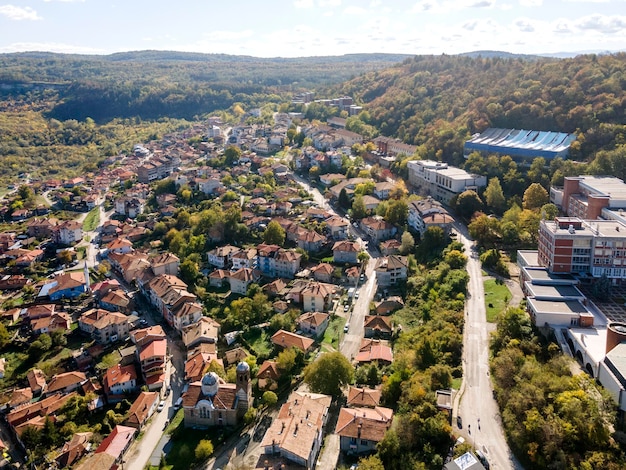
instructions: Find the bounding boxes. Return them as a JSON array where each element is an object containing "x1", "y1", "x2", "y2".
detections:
[{"x1": 0, "y1": 0, "x2": 624, "y2": 57}]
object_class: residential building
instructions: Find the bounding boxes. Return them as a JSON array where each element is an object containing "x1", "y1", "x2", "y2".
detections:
[
  {"x1": 297, "y1": 312, "x2": 330, "y2": 338},
  {"x1": 271, "y1": 330, "x2": 315, "y2": 353},
  {"x1": 53, "y1": 220, "x2": 83, "y2": 245},
  {"x1": 79, "y1": 309, "x2": 131, "y2": 344},
  {"x1": 182, "y1": 316, "x2": 221, "y2": 349},
  {"x1": 325, "y1": 215, "x2": 350, "y2": 240},
  {"x1": 207, "y1": 245, "x2": 240, "y2": 269},
  {"x1": 373, "y1": 136, "x2": 418, "y2": 157},
  {"x1": 182, "y1": 364, "x2": 252, "y2": 428},
  {"x1": 347, "y1": 386, "x2": 381, "y2": 408},
  {"x1": 55, "y1": 432, "x2": 93, "y2": 469},
  {"x1": 104, "y1": 364, "x2": 138, "y2": 402},
  {"x1": 231, "y1": 248, "x2": 257, "y2": 270},
  {"x1": 261, "y1": 391, "x2": 331, "y2": 470},
  {"x1": 364, "y1": 315, "x2": 393, "y2": 339},
  {"x1": 150, "y1": 252, "x2": 180, "y2": 276},
  {"x1": 375, "y1": 255, "x2": 408, "y2": 287},
  {"x1": 46, "y1": 371, "x2": 87, "y2": 396},
  {"x1": 94, "y1": 425, "x2": 136, "y2": 467},
  {"x1": 229, "y1": 267, "x2": 262, "y2": 295},
  {"x1": 107, "y1": 237, "x2": 134, "y2": 255},
  {"x1": 172, "y1": 301, "x2": 203, "y2": 332},
  {"x1": 333, "y1": 240, "x2": 360, "y2": 264},
  {"x1": 124, "y1": 392, "x2": 159, "y2": 429},
  {"x1": 256, "y1": 244, "x2": 302, "y2": 279},
  {"x1": 336, "y1": 406, "x2": 393, "y2": 455},
  {"x1": 257, "y1": 360, "x2": 281, "y2": 390},
  {"x1": 311, "y1": 262, "x2": 334, "y2": 283},
  {"x1": 407, "y1": 160, "x2": 486, "y2": 204},
  {"x1": 360, "y1": 217, "x2": 397, "y2": 243},
  {"x1": 408, "y1": 197, "x2": 454, "y2": 235},
  {"x1": 301, "y1": 282, "x2": 337, "y2": 313},
  {"x1": 356, "y1": 339, "x2": 393, "y2": 365},
  {"x1": 40, "y1": 271, "x2": 88, "y2": 300},
  {"x1": 132, "y1": 326, "x2": 168, "y2": 392}
]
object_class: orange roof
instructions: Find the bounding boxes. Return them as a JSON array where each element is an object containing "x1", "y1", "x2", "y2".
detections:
[
  {"x1": 271, "y1": 330, "x2": 315, "y2": 352},
  {"x1": 356, "y1": 339, "x2": 393, "y2": 364},
  {"x1": 139, "y1": 338, "x2": 167, "y2": 362},
  {"x1": 347, "y1": 386, "x2": 381, "y2": 407},
  {"x1": 335, "y1": 406, "x2": 393, "y2": 442}
]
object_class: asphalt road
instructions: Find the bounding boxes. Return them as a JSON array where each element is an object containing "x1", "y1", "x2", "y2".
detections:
[{"x1": 455, "y1": 223, "x2": 523, "y2": 470}]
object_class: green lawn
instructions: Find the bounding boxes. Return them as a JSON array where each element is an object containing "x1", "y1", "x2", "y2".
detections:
[
  {"x1": 483, "y1": 279, "x2": 511, "y2": 322},
  {"x1": 82, "y1": 207, "x2": 100, "y2": 232},
  {"x1": 322, "y1": 316, "x2": 344, "y2": 350},
  {"x1": 243, "y1": 329, "x2": 273, "y2": 359}
]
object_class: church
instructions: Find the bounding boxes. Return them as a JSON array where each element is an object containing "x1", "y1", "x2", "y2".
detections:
[{"x1": 182, "y1": 361, "x2": 252, "y2": 428}]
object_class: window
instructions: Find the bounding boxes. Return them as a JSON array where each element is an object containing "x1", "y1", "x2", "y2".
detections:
[{"x1": 361, "y1": 440, "x2": 368, "y2": 445}]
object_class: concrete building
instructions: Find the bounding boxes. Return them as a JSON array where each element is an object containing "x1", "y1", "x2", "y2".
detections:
[
  {"x1": 538, "y1": 217, "x2": 626, "y2": 283},
  {"x1": 406, "y1": 160, "x2": 486, "y2": 204},
  {"x1": 551, "y1": 176, "x2": 626, "y2": 220}
]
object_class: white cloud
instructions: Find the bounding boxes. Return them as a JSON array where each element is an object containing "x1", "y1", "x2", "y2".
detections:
[
  {"x1": 0, "y1": 5, "x2": 41, "y2": 20},
  {"x1": 43, "y1": 0, "x2": 85, "y2": 3},
  {"x1": 514, "y1": 17, "x2": 536, "y2": 31},
  {"x1": 318, "y1": 0, "x2": 341, "y2": 6},
  {"x1": 575, "y1": 14, "x2": 626, "y2": 33},
  {"x1": 0, "y1": 42, "x2": 105, "y2": 54},
  {"x1": 519, "y1": 0, "x2": 542, "y2": 5}
]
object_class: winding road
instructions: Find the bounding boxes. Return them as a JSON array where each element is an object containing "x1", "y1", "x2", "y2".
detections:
[{"x1": 454, "y1": 222, "x2": 523, "y2": 470}]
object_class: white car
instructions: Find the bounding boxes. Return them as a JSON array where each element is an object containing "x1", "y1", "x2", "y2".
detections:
[
  {"x1": 344, "y1": 322, "x2": 350, "y2": 333},
  {"x1": 157, "y1": 400, "x2": 166, "y2": 412}
]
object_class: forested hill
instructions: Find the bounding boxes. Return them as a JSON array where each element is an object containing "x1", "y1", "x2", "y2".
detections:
[
  {"x1": 333, "y1": 53, "x2": 626, "y2": 164},
  {"x1": 0, "y1": 50, "x2": 410, "y2": 122}
]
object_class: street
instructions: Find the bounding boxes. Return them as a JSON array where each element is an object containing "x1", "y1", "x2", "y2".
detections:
[{"x1": 454, "y1": 223, "x2": 523, "y2": 470}]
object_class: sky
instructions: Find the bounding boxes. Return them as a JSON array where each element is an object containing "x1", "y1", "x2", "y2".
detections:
[{"x1": 0, "y1": 0, "x2": 625, "y2": 57}]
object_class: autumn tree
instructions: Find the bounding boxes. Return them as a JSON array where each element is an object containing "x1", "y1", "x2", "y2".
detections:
[
  {"x1": 303, "y1": 352, "x2": 354, "y2": 396},
  {"x1": 263, "y1": 220, "x2": 285, "y2": 246},
  {"x1": 484, "y1": 177, "x2": 506, "y2": 214},
  {"x1": 352, "y1": 194, "x2": 367, "y2": 219},
  {"x1": 454, "y1": 190, "x2": 484, "y2": 220},
  {"x1": 523, "y1": 183, "x2": 549, "y2": 210},
  {"x1": 400, "y1": 231, "x2": 415, "y2": 255}
]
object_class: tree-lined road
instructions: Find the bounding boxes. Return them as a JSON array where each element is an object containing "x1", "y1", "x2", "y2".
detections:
[{"x1": 455, "y1": 223, "x2": 523, "y2": 470}]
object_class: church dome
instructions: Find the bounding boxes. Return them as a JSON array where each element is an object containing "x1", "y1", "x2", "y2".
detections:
[
  {"x1": 200, "y1": 371, "x2": 219, "y2": 396},
  {"x1": 236, "y1": 361, "x2": 250, "y2": 373}
]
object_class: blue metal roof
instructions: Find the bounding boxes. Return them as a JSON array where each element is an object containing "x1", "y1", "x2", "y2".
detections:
[{"x1": 464, "y1": 128, "x2": 576, "y2": 160}]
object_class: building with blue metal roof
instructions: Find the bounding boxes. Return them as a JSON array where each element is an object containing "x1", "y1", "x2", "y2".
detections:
[{"x1": 464, "y1": 128, "x2": 576, "y2": 160}]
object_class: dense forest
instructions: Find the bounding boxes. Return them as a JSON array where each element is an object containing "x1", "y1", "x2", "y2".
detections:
[
  {"x1": 333, "y1": 53, "x2": 626, "y2": 165},
  {"x1": 0, "y1": 51, "x2": 409, "y2": 122}
]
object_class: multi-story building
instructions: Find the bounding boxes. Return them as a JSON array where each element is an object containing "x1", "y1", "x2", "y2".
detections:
[
  {"x1": 256, "y1": 244, "x2": 302, "y2": 279},
  {"x1": 406, "y1": 160, "x2": 486, "y2": 204},
  {"x1": 538, "y1": 217, "x2": 626, "y2": 283},
  {"x1": 375, "y1": 255, "x2": 408, "y2": 287},
  {"x1": 551, "y1": 175, "x2": 626, "y2": 220}
]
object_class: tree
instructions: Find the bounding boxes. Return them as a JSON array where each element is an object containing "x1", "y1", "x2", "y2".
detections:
[
  {"x1": 303, "y1": 352, "x2": 354, "y2": 396},
  {"x1": 262, "y1": 391, "x2": 278, "y2": 407},
  {"x1": 455, "y1": 190, "x2": 484, "y2": 220},
  {"x1": 444, "y1": 249, "x2": 467, "y2": 269},
  {"x1": 194, "y1": 439, "x2": 214, "y2": 461},
  {"x1": 179, "y1": 259, "x2": 199, "y2": 286},
  {"x1": 484, "y1": 177, "x2": 506, "y2": 213},
  {"x1": 357, "y1": 455, "x2": 385, "y2": 470},
  {"x1": 523, "y1": 183, "x2": 549, "y2": 210},
  {"x1": 541, "y1": 203, "x2": 558, "y2": 220},
  {"x1": 263, "y1": 221, "x2": 286, "y2": 246},
  {"x1": 224, "y1": 145, "x2": 241, "y2": 165},
  {"x1": 276, "y1": 347, "x2": 298, "y2": 374},
  {"x1": 0, "y1": 323, "x2": 9, "y2": 349},
  {"x1": 400, "y1": 231, "x2": 415, "y2": 255},
  {"x1": 352, "y1": 194, "x2": 367, "y2": 219},
  {"x1": 338, "y1": 188, "x2": 351, "y2": 209},
  {"x1": 384, "y1": 199, "x2": 408, "y2": 226}
]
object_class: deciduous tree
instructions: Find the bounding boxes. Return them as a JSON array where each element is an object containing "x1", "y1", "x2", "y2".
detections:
[{"x1": 303, "y1": 352, "x2": 353, "y2": 396}]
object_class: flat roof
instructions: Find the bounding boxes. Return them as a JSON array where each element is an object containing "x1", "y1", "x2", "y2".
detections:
[
  {"x1": 523, "y1": 267, "x2": 577, "y2": 284},
  {"x1": 605, "y1": 342, "x2": 626, "y2": 377},
  {"x1": 525, "y1": 282, "x2": 585, "y2": 299},
  {"x1": 577, "y1": 175, "x2": 626, "y2": 201},
  {"x1": 569, "y1": 326, "x2": 608, "y2": 366},
  {"x1": 518, "y1": 250, "x2": 540, "y2": 267},
  {"x1": 528, "y1": 298, "x2": 589, "y2": 315}
]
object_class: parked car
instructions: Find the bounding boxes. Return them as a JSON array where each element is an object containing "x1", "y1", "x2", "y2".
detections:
[
  {"x1": 344, "y1": 322, "x2": 350, "y2": 333},
  {"x1": 157, "y1": 400, "x2": 166, "y2": 412},
  {"x1": 174, "y1": 397, "x2": 183, "y2": 410},
  {"x1": 344, "y1": 304, "x2": 349, "y2": 312}
]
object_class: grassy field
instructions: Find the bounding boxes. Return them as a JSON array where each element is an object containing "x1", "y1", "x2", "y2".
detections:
[
  {"x1": 322, "y1": 316, "x2": 344, "y2": 350},
  {"x1": 244, "y1": 329, "x2": 273, "y2": 359},
  {"x1": 483, "y1": 278, "x2": 511, "y2": 322},
  {"x1": 82, "y1": 207, "x2": 100, "y2": 231}
]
